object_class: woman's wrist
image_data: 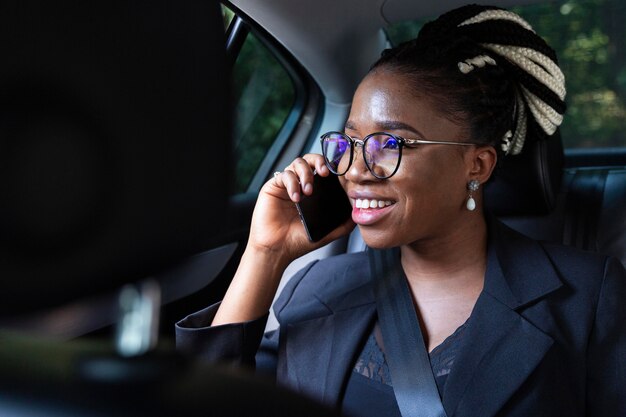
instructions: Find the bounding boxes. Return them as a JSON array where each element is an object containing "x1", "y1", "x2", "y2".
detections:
[
  {"x1": 241, "y1": 243, "x2": 293, "y2": 276},
  {"x1": 211, "y1": 244, "x2": 290, "y2": 326}
]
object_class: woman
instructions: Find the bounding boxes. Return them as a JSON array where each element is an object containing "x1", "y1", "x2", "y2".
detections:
[{"x1": 177, "y1": 5, "x2": 626, "y2": 416}]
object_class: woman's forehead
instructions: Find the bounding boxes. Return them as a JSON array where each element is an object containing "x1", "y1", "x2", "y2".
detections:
[
  {"x1": 349, "y1": 74, "x2": 417, "y2": 123},
  {"x1": 347, "y1": 71, "x2": 463, "y2": 137},
  {"x1": 346, "y1": 75, "x2": 439, "y2": 129}
]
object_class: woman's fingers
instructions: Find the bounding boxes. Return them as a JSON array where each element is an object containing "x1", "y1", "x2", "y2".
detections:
[
  {"x1": 280, "y1": 169, "x2": 304, "y2": 202},
  {"x1": 310, "y1": 155, "x2": 329, "y2": 177},
  {"x1": 278, "y1": 154, "x2": 328, "y2": 201},
  {"x1": 295, "y1": 157, "x2": 319, "y2": 195}
]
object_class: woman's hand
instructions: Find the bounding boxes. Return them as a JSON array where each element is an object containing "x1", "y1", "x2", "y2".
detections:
[
  {"x1": 211, "y1": 154, "x2": 355, "y2": 326},
  {"x1": 248, "y1": 153, "x2": 355, "y2": 264}
]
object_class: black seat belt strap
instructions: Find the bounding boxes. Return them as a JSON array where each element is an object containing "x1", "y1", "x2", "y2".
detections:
[{"x1": 370, "y1": 248, "x2": 448, "y2": 417}]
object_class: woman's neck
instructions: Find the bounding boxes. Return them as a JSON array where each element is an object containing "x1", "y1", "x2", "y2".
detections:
[{"x1": 400, "y1": 214, "x2": 488, "y2": 295}]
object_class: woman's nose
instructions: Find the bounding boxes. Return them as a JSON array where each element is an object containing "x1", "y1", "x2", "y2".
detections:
[{"x1": 344, "y1": 145, "x2": 373, "y2": 183}]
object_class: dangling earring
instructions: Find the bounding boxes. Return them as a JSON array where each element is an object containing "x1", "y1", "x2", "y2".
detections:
[{"x1": 466, "y1": 180, "x2": 480, "y2": 211}]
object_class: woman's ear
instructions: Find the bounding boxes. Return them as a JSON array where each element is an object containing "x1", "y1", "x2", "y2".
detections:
[{"x1": 466, "y1": 146, "x2": 497, "y2": 183}]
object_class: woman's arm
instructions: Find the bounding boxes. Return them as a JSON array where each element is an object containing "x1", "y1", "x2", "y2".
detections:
[{"x1": 212, "y1": 154, "x2": 354, "y2": 326}]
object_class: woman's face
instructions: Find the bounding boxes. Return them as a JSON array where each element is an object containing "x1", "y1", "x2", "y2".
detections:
[{"x1": 339, "y1": 69, "x2": 479, "y2": 249}]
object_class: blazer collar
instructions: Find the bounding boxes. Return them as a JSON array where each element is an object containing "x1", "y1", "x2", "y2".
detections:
[{"x1": 484, "y1": 215, "x2": 563, "y2": 310}]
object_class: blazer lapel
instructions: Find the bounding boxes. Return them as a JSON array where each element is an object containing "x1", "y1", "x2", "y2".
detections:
[
  {"x1": 442, "y1": 291, "x2": 554, "y2": 417},
  {"x1": 443, "y1": 219, "x2": 563, "y2": 417},
  {"x1": 283, "y1": 282, "x2": 376, "y2": 406}
]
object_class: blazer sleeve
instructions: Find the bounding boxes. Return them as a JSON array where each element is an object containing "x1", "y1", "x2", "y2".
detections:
[
  {"x1": 175, "y1": 302, "x2": 269, "y2": 366},
  {"x1": 174, "y1": 260, "x2": 320, "y2": 373},
  {"x1": 586, "y1": 257, "x2": 626, "y2": 417}
]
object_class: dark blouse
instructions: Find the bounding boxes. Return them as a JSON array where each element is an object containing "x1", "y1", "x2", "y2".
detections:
[{"x1": 341, "y1": 320, "x2": 467, "y2": 417}]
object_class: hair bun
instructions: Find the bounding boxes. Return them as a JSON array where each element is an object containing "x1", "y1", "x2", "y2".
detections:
[{"x1": 452, "y1": 5, "x2": 566, "y2": 154}]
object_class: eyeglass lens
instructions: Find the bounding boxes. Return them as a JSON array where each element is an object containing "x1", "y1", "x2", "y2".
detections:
[{"x1": 322, "y1": 133, "x2": 401, "y2": 179}]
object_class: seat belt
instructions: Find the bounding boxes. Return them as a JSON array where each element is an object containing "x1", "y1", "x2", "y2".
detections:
[{"x1": 370, "y1": 248, "x2": 448, "y2": 417}]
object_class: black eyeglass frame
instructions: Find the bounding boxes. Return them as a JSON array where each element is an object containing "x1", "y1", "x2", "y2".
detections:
[{"x1": 320, "y1": 131, "x2": 479, "y2": 179}]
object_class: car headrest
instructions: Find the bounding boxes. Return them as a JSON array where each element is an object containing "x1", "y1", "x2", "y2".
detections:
[
  {"x1": 484, "y1": 132, "x2": 564, "y2": 216},
  {"x1": 0, "y1": 1, "x2": 231, "y2": 316}
]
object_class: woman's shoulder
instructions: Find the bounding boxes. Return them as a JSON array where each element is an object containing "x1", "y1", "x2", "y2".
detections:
[
  {"x1": 272, "y1": 251, "x2": 373, "y2": 324},
  {"x1": 493, "y1": 218, "x2": 624, "y2": 301},
  {"x1": 506, "y1": 223, "x2": 625, "y2": 304},
  {"x1": 539, "y1": 240, "x2": 624, "y2": 292},
  {"x1": 496, "y1": 218, "x2": 615, "y2": 279}
]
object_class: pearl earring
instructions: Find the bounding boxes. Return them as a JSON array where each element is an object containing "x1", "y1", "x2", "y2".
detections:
[{"x1": 466, "y1": 180, "x2": 480, "y2": 211}]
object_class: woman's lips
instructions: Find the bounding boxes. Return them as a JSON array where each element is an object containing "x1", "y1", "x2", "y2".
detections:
[{"x1": 350, "y1": 198, "x2": 395, "y2": 225}]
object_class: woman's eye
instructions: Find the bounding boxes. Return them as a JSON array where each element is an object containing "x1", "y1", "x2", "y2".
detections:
[{"x1": 382, "y1": 138, "x2": 399, "y2": 150}]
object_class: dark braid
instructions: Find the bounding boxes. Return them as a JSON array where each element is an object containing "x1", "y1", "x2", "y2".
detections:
[
  {"x1": 371, "y1": 4, "x2": 566, "y2": 156},
  {"x1": 461, "y1": 22, "x2": 557, "y2": 60}
]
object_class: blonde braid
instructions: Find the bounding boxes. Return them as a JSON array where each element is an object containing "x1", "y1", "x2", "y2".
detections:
[
  {"x1": 458, "y1": 9, "x2": 535, "y2": 32},
  {"x1": 482, "y1": 44, "x2": 565, "y2": 99}
]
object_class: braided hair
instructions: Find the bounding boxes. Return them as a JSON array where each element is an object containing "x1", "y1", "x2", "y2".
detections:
[{"x1": 371, "y1": 4, "x2": 566, "y2": 156}]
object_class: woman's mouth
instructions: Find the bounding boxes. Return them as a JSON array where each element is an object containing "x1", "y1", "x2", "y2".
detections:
[
  {"x1": 354, "y1": 198, "x2": 393, "y2": 209},
  {"x1": 351, "y1": 198, "x2": 396, "y2": 225}
]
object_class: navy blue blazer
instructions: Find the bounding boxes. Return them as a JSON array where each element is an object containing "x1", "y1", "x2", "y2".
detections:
[{"x1": 176, "y1": 220, "x2": 626, "y2": 417}]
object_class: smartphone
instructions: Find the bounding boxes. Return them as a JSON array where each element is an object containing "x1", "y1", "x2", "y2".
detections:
[{"x1": 295, "y1": 173, "x2": 352, "y2": 242}]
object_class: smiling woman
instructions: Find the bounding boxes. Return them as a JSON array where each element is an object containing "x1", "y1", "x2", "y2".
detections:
[
  {"x1": 176, "y1": 4, "x2": 626, "y2": 417},
  {"x1": 337, "y1": 70, "x2": 493, "y2": 249}
]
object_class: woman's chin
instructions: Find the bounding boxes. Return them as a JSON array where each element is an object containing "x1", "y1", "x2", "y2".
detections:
[{"x1": 358, "y1": 227, "x2": 400, "y2": 249}]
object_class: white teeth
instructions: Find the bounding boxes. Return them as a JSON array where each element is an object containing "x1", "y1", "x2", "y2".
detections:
[{"x1": 355, "y1": 198, "x2": 394, "y2": 209}]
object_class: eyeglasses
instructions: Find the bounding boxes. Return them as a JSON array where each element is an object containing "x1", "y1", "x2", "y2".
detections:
[{"x1": 320, "y1": 131, "x2": 478, "y2": 179}]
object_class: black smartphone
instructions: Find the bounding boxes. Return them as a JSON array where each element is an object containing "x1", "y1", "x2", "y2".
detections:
[{"x1": 295, "y1": 173, "x2": 352, "y2": 242}]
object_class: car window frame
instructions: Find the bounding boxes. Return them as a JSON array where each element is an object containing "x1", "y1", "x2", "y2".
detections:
[{"x1": 223, "y1": 2, "x2": 321, "y2": 193}]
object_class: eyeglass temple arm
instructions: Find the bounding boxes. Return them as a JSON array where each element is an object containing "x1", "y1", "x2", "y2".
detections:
[{"x1": 403, "y1": 138, "x2": 478, "y2": 146}]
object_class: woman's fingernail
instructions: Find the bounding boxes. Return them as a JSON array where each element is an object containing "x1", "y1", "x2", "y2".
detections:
[
  {"x1": 304, "y1": 183, "x2": 312, "y2": 194},
  {"x1": 292, "y1": 192, "x2": 300, "y2": 202}
]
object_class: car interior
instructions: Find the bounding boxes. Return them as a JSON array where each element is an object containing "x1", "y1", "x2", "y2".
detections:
[{"x1": 1, "y1": 0, "x2": 624, "y2": 414}]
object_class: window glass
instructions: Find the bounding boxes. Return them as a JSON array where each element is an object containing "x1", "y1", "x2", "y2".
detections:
[
  {"x1": 231, "y1": 32, "x2": 296, "y2": 192},
  {"x1": 221, "y1": 5, "x2": 234, "y2": 29},
  {"x1": 221, "y1": 5, "x2": 297, "y2": 193},
  {"x1": 386, "y1": 0, "x2": 626, "y2": 149}
]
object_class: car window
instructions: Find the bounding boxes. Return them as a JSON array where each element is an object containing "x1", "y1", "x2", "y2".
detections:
[
  {"x1": 222, "y1": 5, "x2": 234, "y2": 29},
  {"x1": 386, "y1": 0, "x2": 626, "y2": 149},
  {"x1": 222, "y1": 5, "x2": 297, "y2": 193}
]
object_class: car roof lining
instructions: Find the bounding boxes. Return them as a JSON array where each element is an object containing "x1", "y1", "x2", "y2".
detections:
[{"x1": 230, "y1": 0, "x2": 546, "y2": 106}]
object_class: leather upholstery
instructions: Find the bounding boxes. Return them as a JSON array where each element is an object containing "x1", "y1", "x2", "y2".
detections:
[
  {"x1": 501, "y1": 167, "x2": 626, "y2": 266},
  {"x1": 484, "y1": 130, "x2": 625, "y2": 266}
]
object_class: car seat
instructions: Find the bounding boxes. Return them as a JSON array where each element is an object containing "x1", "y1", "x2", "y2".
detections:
[{"x1": 486, "y1": 133, "x2": 626, "y2": 267}]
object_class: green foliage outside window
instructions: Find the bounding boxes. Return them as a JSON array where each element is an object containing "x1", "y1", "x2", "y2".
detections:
[
  {"x1": 387, "y1": 0, "x2": 626, "y2": 149},
  {"x1": 232, "y1": 34, "x2": 295, "y2": 192},
  {"x1": 221, "y1": 5, "x2": 296, "y2": 193},
  {"x1": 222, "y1": 6, "x2": 234, "y2": 29}
]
